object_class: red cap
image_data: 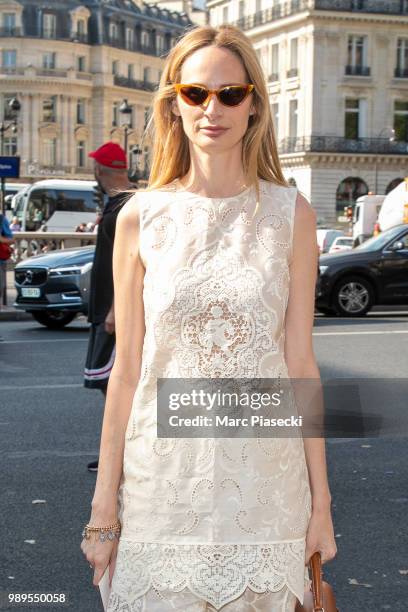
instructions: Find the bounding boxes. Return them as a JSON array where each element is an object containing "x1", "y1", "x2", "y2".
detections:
[{"x1": 88, "y1": 142, "x2": 128, "y2": 169}]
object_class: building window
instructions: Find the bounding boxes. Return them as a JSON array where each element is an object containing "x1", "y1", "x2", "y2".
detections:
[
  {"x1": 222, "y1": 6, "x2": 228, "y2": 22},
  {"x1": 3, "y1": 137, "x2": 17, "y2": 155},
  {"x1": 345, "y1": 98, "x2": 361, "y2": 139},
  {"x1": 125, "y1": 27, "x2": 134, "y2": 50},
  {"x1": 347, "y1": 35, "x2": 369, "y2": 75},
  {"x1": 271, "y1": 43, "x2": 279, "y2": 80},
  {"x1": 42, "y1": 52, "x2": 56, "y2": 69},
  {"x1": 77, "y1": 141, "x2": 86, "y2": 168},
  {"x1": 394, "y1": 100, "x2": 408, "y2": 141},
  {"x1": 127, "y1": 64, "x2": 134, "y2": 80},
  {"x1": 239, "y1": 0, "x2": 245, "y2": 19},
  {"x1": 157, "y1": 34, "x2": 165, "y2": 55},
  {"x1": 43, "y1": 13, "x2": 56, "y2": 39},
  {"x1": 109, "y1": 22, "x2": 119, "y2": 42},
  {"x1": 77, "y1": 19, "x2": 85, "y2": 36},
  {"x1": 3, "y1": 13, "x2": 16, "y2": 34},
  {"x1": 42, "y1": 96, "x2": 57, "y2": 123},
  {"x1": 289, "y1": 99, "x2": 298, "y2": 138},
  {"x1": 112, "y1": 102, "x2": 118, "y2": 127},
  {"x1": 141, "y1": 30, "x2": 149, "y2": 48},
  {"x1": 271, "y1": 103, "x2": 279, "y2": 137},
  {"x1": 256, "y1": 0, "x2": 262, "y2": 12},
  {"x1": 396, "y1": 38, "x2": 408, "y2": 78},
  {"x1": 77, "y1": 55, "x2": 86, "y2": 72},
  {"x1": 143, "y1": 66, "x2": 150, "y2": 82},
  {"x1": 76, "y1": 99, "x2": 85, "y2": 124},
  {"x1": 2, "y1": 49, "x2": 16, "y2": 68},
  {"x1": 112, "y1": 60, "x2": 119, "y2": 75},
  {"x1": 290, "y1": 38, "x2": 298, "y2": 69},
  {"x1": 336, "y1": 177, "x2": 368, "y2": 216}
]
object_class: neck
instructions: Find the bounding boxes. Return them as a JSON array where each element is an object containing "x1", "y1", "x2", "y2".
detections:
[{"x1": 181, "y1": 141, "x2": 247, "y2": 198}]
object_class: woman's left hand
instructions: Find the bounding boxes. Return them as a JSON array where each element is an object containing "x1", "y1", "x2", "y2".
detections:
[{"x1": 305, "y1": 505, "x2": 337, "y2": 564}]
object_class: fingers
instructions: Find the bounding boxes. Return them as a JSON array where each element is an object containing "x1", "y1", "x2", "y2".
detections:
[{"x1": 93, "y1": 558, "x2": 109, "y2": 586}]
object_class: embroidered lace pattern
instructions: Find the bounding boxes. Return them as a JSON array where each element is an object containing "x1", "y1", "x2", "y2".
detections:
[{"x1": 106, "y1": 180, "x2": 312, "y2": 611}]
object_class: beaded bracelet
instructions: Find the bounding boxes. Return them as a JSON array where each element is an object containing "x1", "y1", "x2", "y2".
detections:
[{"x1": 82, "y1": 520, "x2": 121, "y2": 542}]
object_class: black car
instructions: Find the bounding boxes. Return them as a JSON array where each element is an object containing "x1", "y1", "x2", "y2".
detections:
[
  {"x1": 316, "y1": 224, "x2": 408, "y2": 316},
  {"x1": 14, "y1": 246, "x2": 94, "y2": 328}
]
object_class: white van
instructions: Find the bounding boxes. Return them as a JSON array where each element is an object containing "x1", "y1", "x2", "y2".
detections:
[
  {"x1": 352, "y1": 194, "x2": 385, "y2": 245},
  {"x1": 12, "y1": 179, "x2": 105, "y2": 232}
]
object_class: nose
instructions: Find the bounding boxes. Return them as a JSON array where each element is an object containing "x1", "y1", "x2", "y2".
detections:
[{"x1": 202, "y1": 92, "x2": 222, "y2": 114}]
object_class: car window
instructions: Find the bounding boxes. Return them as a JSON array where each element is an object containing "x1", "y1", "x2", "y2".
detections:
[
  {"x1": 56, "y1": 190, "x2": 97, "y2": 213},
  {"x1": 390, "y1": 232, "x2": 408, "y2": 250},
  {"x1": 26, "y1": 189, "x2": 57, "y2": 231},
  {"x1": 354, "y1": 226, "x2": 408, "y2": 251}
]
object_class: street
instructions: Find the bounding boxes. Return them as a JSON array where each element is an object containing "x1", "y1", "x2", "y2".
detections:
[{"x1": 0, "y1": 310, "x2": 407, "y2": 611}]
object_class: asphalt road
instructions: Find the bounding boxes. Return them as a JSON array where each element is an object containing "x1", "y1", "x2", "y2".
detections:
[{"x1": 0, "y1": 310, "x2": 407, "y2": 612}]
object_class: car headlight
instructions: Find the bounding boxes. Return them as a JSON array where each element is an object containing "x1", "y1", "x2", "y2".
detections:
[
  {"x1": 319, "y1": 265, "x2": 329, "y2": 275},
  {"x1": 49, "y1": 262, "x2": 93, "y2": 277}
]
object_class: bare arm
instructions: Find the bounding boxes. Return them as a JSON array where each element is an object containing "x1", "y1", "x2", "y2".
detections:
[
  {"x1": 284, "y1": 191, "x2": 332, "y2": 512},
  {"x1": 90, "y1": 194, "x2": 146, "y2": 520}
]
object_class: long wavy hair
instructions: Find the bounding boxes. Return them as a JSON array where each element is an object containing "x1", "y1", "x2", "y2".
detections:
[{"x1": 139, "y1": 24, "x2": 288, "y2": 201}]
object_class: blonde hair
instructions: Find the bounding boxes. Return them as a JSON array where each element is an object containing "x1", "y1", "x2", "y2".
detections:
[{"x1": 138, "y1": 24, "x2": 288, "y2": 201}]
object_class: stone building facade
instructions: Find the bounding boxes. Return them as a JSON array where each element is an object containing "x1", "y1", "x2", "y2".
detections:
[
  {"x1": 208, "y1": 0, "x2": 408, "y2": 224},
  {"x1": 0, "y1": 0, "x2": 196, "y2": 180}
]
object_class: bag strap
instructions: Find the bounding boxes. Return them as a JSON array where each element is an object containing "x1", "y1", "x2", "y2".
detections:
[{"x1": 309, "y1": 551, "x2": 324, "y2": 611}]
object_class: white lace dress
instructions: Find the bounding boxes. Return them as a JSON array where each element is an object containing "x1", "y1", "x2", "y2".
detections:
[{"x1": 106, "y1": 179, "x2": 312, "y2": 611}]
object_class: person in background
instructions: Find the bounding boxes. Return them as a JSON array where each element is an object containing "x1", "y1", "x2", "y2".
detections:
[
  {"x1": 10, "y1": 217, "x2": 21, "y2": 231},
  {"x1": 83, "y1": 142, "x2": 132, "y2": 473},
  {"x1": 0, "y1": 213, "x2": 14, "y2": 318}
]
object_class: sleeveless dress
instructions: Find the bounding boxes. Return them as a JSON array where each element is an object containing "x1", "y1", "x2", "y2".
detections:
[{"x1": 106, "y1": 178, "x2": 312, "y2": 611}]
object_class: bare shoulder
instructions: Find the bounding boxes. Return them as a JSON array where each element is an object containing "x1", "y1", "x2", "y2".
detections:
[
  {"x1": 116, "y1": 192, "x2": 141, "y2": 228},
  {"x1": 294, "y1": 190, "x2": 316, "y2": 228}
]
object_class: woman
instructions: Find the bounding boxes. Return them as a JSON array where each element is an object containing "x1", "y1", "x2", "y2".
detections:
[{"x1": 81, "y1": 24, "x2": 337, "y2": 611}]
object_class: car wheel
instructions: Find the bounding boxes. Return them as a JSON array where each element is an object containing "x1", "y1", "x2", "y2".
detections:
[
  {"x1": 332, "y1": 276, "x2": 374, "y2": 316},
  {"x1": 30, "y1": 310, "x2": 77, "y2": 329}
]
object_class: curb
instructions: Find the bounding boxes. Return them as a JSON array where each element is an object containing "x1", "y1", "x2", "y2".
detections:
[{"x1": 0, "y1": 308, "x2": 33, "y2": 321}]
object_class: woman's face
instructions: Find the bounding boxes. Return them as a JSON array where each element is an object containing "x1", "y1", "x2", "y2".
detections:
[{"x1": 172, "y1": 46, "x2": 255, "y2": 152}]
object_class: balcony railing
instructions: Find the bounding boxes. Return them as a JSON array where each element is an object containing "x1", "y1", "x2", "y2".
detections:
[
  {"x1": 0, "y1": 27, "x2": 22, "y2": 37},
  {"x1": 37, "y1": 68, "x2": 68, "y2": 78},
  {"x1": 279, "y1": 135, "x2": 408, "y2": 155},
  {"x1": 114, "y1": 75, "x2": 157, "y2": 91},
  {"x1": 71, "y1": 32, "x2": 88, "y2": 43},
  {"x1": 314, "y1": 0, "x2": 408, "y2": 14},
  {"x1": 287, "y1": 68, "x2": 299, "y2": 78},
  {"x1": 345, "y1": 64, "x2": 371, "y2": 76},
  {"x1": 232, "y1": 0, "x2": 408, "y2": 30},
  {"x1": 395, "y1": 67, "x2": 408, "y2": 78}
]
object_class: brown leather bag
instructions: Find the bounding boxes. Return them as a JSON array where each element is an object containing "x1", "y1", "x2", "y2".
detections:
[{"x1": 295, "y1": 551, "x2": 339, "y2": 612}]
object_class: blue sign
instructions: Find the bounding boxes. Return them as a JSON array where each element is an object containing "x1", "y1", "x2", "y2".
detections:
[{"x1": 0, "y1": 156, "x2": 20, "y2": 178}]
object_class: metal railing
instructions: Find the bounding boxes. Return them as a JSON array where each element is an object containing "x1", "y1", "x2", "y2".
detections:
[
  {"x1": 279, "y1": 135, "x2": 408, "y2": 155},
  {"x1": 0, "y1": 27, "x2": 22, "y2": 37},
  {"x1": 345, "y1": 64, "x2": 371, "y2": 76},
  {"x1": 395, "y1": 67, "x2": 408, "y2": 78},
  {"x1": 8, "y1": 232, "x2": 96, "y2": 266},
  {"x1": 114, "y1": 75, "x2": 157, "y2": 91},
  {"x1": 231, "y1": 0, "x2": 408, "y2": 30}
]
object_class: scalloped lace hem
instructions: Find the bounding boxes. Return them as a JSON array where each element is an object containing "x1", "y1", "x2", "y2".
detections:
[{"x1": 106, "y1": 540, "x2": 309, "y2": 611}]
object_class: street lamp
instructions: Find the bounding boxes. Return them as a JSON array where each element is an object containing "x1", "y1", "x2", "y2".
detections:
[
  {"x1": 119, "y1": 99, "x2": 132, "y2": 164},
  {"x1": 374, "y1": 127, "x2": 395, "y2": 195},
  {"x1": 129, "y1": 145, "x2": 142, "y2": 183},
  {"x1": 1, "y1": 96, "x2": 21, "y2": 215}
]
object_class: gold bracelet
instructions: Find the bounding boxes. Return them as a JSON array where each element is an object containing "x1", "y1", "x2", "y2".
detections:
[{"x1": 82, "y1": 520, "x2": 121, "y2": 541}]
